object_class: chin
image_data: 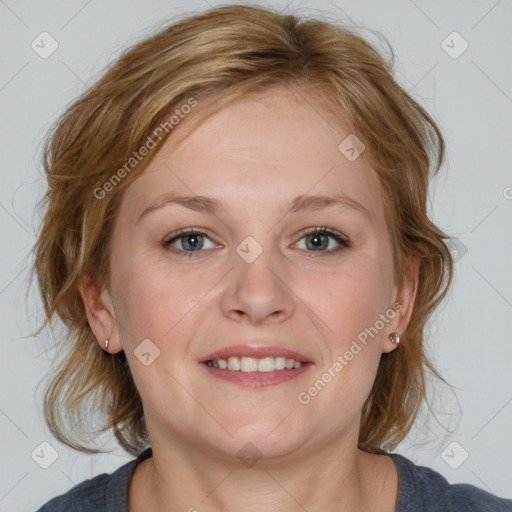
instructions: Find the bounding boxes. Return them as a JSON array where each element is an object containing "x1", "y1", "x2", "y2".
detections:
[{"x1": 208, "y1": 413, "x2": 307, "y2": 461}]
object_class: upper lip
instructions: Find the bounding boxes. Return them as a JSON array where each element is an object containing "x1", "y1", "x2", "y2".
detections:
[{"x1": 201, "y1": 344, "x2": 313, "y2": 363}]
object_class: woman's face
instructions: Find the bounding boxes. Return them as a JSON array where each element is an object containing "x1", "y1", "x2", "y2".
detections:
[{"x1": 87, "y1": 85, "x2": 416, "y2": 461}]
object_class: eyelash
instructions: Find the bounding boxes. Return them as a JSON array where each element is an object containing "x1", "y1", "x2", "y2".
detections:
[{"x1": 162, "y1": 227, "x2": 350, "y2": 258}]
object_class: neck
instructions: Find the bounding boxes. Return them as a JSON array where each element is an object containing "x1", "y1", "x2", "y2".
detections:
[{"x1": 128, "y1": 432, "x2": 398, "y2": 512}]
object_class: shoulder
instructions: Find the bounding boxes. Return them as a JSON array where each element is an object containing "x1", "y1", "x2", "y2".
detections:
[
  {"x1": 34, "y1": 448, "x2": 152, "y2": 512},
  {"x1": 35, "y1": 471, "x2": 115, "y2": 512},
  {"x1": 390, "y1": 453, "x2": 512, "y2": 512}
]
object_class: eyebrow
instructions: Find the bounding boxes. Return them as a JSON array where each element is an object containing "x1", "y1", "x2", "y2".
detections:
[{"x1": 137, "y1": 192, "x2": 373, "y2": 223}]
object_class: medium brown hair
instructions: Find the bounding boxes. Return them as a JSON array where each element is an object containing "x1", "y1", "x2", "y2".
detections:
[{"x1": 30, "y1": 3, "x2": 453, "y2": 456}]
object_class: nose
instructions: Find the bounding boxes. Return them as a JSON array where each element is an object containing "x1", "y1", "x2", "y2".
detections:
[{"x1": 220, "y1": 239, "x2": 296, "y2": 325}]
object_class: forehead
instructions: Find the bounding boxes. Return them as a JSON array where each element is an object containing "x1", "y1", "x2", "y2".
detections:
[{"x1": 119, "y1": 85, "x2": 384, "y2": 222}]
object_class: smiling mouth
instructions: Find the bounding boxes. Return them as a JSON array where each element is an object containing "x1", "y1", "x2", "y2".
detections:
[{"x1": 204, "y1": 356, "x2": 309, "y2": 372}]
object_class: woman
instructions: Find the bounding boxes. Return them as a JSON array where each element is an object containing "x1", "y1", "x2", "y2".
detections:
[{"x1": 31, "y1": 4, "x2": 512, "y2": 511}]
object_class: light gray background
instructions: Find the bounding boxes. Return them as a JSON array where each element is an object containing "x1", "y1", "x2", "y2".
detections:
[{"x1": 1, "y1": 0, "x2": 511, "y2": 510}]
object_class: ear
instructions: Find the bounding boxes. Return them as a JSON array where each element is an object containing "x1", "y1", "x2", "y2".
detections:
[
  {"x1": 382, "y1": 254, "x2": 420, "y2": 354},
  {"x1": 77, "y1": 274, "x2": 123, "y2": 353}
]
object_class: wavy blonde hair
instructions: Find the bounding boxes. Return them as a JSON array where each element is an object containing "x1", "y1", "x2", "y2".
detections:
[{"x1": 30, "y1": 3, "x2": 453, "y2": 456}]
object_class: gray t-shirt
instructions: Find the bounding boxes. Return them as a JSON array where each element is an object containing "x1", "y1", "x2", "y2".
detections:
[{"x1": 35, "y1": 447, "x2": 512, "y2": 511}]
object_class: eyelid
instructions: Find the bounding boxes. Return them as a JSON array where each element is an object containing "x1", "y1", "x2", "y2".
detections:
[
  {"x1": 162, "y1": 227, "x2": 217, "y2": 248},
  {"x1": 295, "y1": 226, "x2": 348, "y2": 241}
]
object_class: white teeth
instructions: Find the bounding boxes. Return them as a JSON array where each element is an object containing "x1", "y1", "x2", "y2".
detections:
[
  {"x1": 207, "y1": 356, "x2": 304, "y2": 372},
  {"x1": 227, "y1": 356, "x2": 241, "y2": 371},
  {"x1": 275, "y1": 357, "x2": 286, "y2": 370},
  {"x1": 241, "y1": 357, "x2": 258, "y2": 372},
  {"x1": 258, "y1": 357, "x2": 275, "y2": 372}
]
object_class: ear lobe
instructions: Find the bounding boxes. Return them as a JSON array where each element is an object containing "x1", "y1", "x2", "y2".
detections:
[
  {"x1": 383, "y1": 255, "x2": 420, "y2": 353},
  {"x1": 77, "y1": 274, "x2": 122, "y2": 353}
]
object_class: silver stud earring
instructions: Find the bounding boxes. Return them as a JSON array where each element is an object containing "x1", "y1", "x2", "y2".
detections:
[
  {"x1": 105, "y1": 338, "x2": 109, "y2": 350},
  {"x1": 389, "y1": 332, "x2": 400, "y2": 345}
]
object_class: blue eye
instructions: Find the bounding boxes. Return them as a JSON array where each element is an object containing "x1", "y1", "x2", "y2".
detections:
[
  {"x1": 162, "y1": 228, "x2": 216, "y2": 256},
  {"x1": 295, "y1": 227, "x2": 350, "y2": 254},
  {"x1": 162, "y1": 226, "x2": 349, "y2": 257}
]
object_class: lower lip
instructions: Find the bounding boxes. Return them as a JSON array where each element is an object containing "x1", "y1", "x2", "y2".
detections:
[{"x1": 201, "y1": 363, "x2": 311, "y2": 387}]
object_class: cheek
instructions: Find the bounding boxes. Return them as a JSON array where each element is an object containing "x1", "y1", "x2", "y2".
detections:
[
  {"x1": 298, "y1": 264, "x2": 388, "y2": 418},
  {"x1": 110, "y1": 259, "x2": 209, "y2": 410},
  {"x1": 110, "y1": 253, "x2": 202, "y2": 348},
  {"x1": 304, "y1": 256, "x2": 392, "y2": 345},
  {"x1": 309, "y1": 258, "x2": 393, "y2": 410}
]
